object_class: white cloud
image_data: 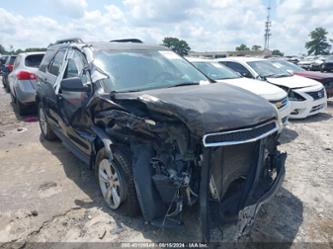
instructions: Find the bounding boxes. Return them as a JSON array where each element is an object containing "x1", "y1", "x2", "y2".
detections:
[
  {"x1": 0, "y1": 0, "x2": 332, "y2": 54},
  {"x1": 52, "y1": 0, "x2": 88, "y2": 18}
]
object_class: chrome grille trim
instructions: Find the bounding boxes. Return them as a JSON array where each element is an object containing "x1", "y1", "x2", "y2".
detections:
[{"x1": 202, "y1": 120, "x2": 279, "y2": 147}]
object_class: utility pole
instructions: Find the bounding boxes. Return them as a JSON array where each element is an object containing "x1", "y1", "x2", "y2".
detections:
[{"x1": 264, "y1": 3, "x2": 271, "y2": 50}]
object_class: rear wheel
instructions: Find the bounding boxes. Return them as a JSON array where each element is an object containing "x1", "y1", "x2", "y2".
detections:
[
  {"x1": 17, "y1": 100, "x2": 27, "y2": 115},
  {"x1": 96, "y1": 148, "x2": 140, "y2": 216},
  {"x1": 38, "y1": 103, "x2": 56, "y2": 140}
]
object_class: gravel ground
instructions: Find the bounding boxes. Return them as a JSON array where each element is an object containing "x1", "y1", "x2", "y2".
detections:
[{"x1": 0, "y1": 79, "x2": 332, "y2": 248}]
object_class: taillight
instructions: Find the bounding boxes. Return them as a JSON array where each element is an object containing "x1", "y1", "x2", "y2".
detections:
[
  {"x1": 6, "y1": 64, "x2": 13, "y2": 72},
  {"x1": 16, "y1": 71, "x2": 37, "y2": 80}
]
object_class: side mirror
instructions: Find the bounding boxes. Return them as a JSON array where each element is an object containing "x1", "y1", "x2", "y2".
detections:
[
  {"x1": 241, "y1": 72, "x2": 253, "y2": 78},
  {"x1": 60, "y1": 77, "x2": 90, "y2": 92}
]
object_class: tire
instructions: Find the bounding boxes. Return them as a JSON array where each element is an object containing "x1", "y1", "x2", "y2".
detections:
[
  {"x1": 96, "y1": 147, "x2": 140, "y2": 217},
  {"x1": 17, "y1": 100, "x2": 27, "y2": 115},
  {"x1": 38, "y1": 102, "x2": 56, "y2": 140},
  {"x1": 4, "y1": 79, "x2": 9, "y2": 93}
]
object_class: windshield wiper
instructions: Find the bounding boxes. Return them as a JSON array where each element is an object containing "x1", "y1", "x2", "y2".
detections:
[
  {"x1": 264, "y1": 73, "x2": 290, "y2": 78},
  {"x1": 168, "y1": 82, "x2": 200, "y2": 88}
]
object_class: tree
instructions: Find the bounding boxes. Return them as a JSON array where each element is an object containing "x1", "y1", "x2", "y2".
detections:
[
  {"x1": 251, "y1": 45, "x2": 262, "y2": 51},
  {"x1": 235, "y1": 44, "x2": 250, "y2": 51},
  {"x1": 162, "y1": 37, "x2": 191, "y2": 56},
  {"x1": 272, "y1": 49, "x2": 284, "y2": 56},
  {"x1": 305, "y1": 27, "x2": 331, "y2": 55},
  {"x1": 0, "y1": 44, "x2": 7, "y2": 54}
]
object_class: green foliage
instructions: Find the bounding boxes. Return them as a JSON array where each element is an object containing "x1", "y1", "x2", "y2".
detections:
[
  {"x1": 13, "y1": 47, "x2": 46, "y2": 55},
  {"x1": 236, "y1": 44, "x2": 250, "y2": 51},
  {"x1": 305, "y1": 27, "x2": 331, "y2": 55},
  {"x1": 251, "y1": 45, "x2": 262, "y2": 51},
  {"x1": 0, "y1": 44, "x2": 46, "y2": 55},
  {"x1": 0, "y1": 44, "x2": 7, "y2": 54},
  {"x1": 162, "y1": 37, "x2": 191, "y2": 56},
  {"x1": 272, "y1": 49, "x2": 284, "y2": 56}
]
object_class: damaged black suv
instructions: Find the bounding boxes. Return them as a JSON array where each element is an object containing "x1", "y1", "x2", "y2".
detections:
[{"x1": 36, "y1": 39, "x2": 286, "y2": 241}]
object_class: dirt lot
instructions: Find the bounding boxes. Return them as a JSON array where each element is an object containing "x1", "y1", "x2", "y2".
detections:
[{"x1": 0, "y1": 79, "x2": 332, "y2": 248}]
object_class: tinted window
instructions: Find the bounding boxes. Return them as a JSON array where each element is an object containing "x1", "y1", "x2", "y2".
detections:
[
  {"x1": 25, "y1": 54, "x2": 44, "y2": 68},
  {"x1": 95, "y1": 50, "x2": 208, "y2": 92},
  {"x1": 223, "y1": 61, "x2": 253, "y2": 78},
  {"x1": 48, "y1": 50, "x2": 65, "y2": 76},
  {"x1": 8, "y1": 56, "x2": 17, "y2": 64},
  {"x1": 192, "y1": 61, "x2": 240, "y2": 80}
]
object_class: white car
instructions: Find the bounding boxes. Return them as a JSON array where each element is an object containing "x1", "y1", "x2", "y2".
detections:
[
  {"x1": 8, "y1": 52, "x2": 45, "y2": 114},
  {"x1": 216, "y1": 57, "x2": 327, "y2": 119},
  {"x1": 186, "y1": 57, "x2": 291, "y2": 125}
]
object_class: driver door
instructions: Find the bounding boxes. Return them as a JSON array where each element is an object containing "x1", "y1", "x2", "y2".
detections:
[{"x1": 56, "y1": 49, "x2": 93, "y2": 163}]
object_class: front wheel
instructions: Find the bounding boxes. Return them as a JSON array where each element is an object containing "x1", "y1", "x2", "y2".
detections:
[
  {"x1": 96, "y1": 148, "x2": 140, "y2": 216},
  {"x1": 38, "y1": 103, "x2": 56, "y2": 140}
]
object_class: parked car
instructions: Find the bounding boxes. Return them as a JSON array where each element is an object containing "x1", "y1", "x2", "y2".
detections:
[
  {"x1": 186, "y1": 57, "x2": 291, "y2": 125},
  {"x1": 217, "y1": 57, "x2": 327, "y2": 119},
  {"x1": 321, "y1": 55, "x2": 333, "y2": 72},
  {"x1": 2, "y1": 55, "x2": 17, "y2": 92},
  {"x1": 36, "y1": 40, "x2": 286, "y2": 241},
  {"x1": 270, "y1": 59, "x2": 333, "y2": 98},
  {"x1": 0, "y1": 55, "x2": 9, "y2": 75},
  {"x1": 7, "y1": 52, "x2": 45, "y2": 114}
]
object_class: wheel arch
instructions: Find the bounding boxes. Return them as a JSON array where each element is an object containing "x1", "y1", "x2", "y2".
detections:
[{"x1": 91, "y1": 125, "x2": 114, "y2": 170}]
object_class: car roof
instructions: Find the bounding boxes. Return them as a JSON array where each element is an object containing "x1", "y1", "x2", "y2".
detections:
[
  {"x1": 88, "y1": 41, "x2": 168, "y2": 52},
  {"x1": 186, "y1": 57, "x2": 214, "y2": 62},
  {"x1": 215, "y1": 57, "x2": 265, "y2": 63},
  {"x1": 18, "y1": 52, "x2": 46, "y2": 57}
]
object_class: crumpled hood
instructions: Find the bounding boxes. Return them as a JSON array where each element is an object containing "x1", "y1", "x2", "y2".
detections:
[
  {"x1": 218, "y1": 78, "x2": 287, "y2": 101},
  {"x1": 114, "y1": 83, "x2": 277, "y2": 137},
  {"x1": 267, "y1": 75, "x2": 322, "y2": 89}
]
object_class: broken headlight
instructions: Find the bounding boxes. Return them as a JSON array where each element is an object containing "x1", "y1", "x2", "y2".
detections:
[{"x1": 288, "y1": 90, "x2": 305, "y2": 101}]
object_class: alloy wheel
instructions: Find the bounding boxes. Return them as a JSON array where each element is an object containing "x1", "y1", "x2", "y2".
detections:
[{"x1": 98, "y1": 159, "x2": 123, "y2": 209}]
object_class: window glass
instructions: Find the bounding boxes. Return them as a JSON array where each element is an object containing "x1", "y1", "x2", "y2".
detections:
[
  {"x1": 64, "y1": 59, "x2": 79, "y2": 79},
  {"x1": 94, "y1": 50, "x2": 208, "y2": 92},
  {"x1": 73, "y1": 50, "x2": 89, "y2": 84},
  {"x1": 270, "y1": 60, "x2": 304, "y2": 72},
  {"x1": 223, "y1": 62, "x2": 252, "y2": 78},
  {"x1": 8, "y1": 56, "x2": 17, "y2": 64},
  {"x1": 25, "y1": 54, "x2": 44, "y2": 68},
  {"x1": 48, "y1": 50, "x2": 65, "y2": 76},
  {"x1": 13, "y1": 56, "x2": 20, "y2": 69},
  {"x1": 248, "y1": 60, "x2": 292, "y2": 78},
  {"x1": 193, "y1": 61, "x2": 240, "y2": 80}
]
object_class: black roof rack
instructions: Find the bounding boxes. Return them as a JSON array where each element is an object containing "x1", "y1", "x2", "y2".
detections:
[
  {"x1": 54, "y1": 38, "x2": 84, "y2": 45},
  {"x1": 110, "y1": 38, "x2": 143, "y2": 44}
]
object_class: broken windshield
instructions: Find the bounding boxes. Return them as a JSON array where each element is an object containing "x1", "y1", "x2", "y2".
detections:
[{"x1": 94, "y1": 50, "x2": 208, "y2": 92}]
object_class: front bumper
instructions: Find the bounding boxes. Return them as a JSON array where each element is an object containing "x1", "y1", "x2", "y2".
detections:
[
  {"x1": 199, "y1": 126, "x2": 286, "y2": 242},
  {"x1": 289, "y1": 86, "x2": 327, "y2": 119}
]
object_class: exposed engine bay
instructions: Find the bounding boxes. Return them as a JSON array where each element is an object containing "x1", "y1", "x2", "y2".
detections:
[{"x1": 89, "y1": 89, "x2": 286, "y2": 242}]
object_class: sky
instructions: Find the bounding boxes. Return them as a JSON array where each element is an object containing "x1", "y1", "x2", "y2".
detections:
[{"x1": 0, "y1": 0, "x2": 332, "y2": 55}]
